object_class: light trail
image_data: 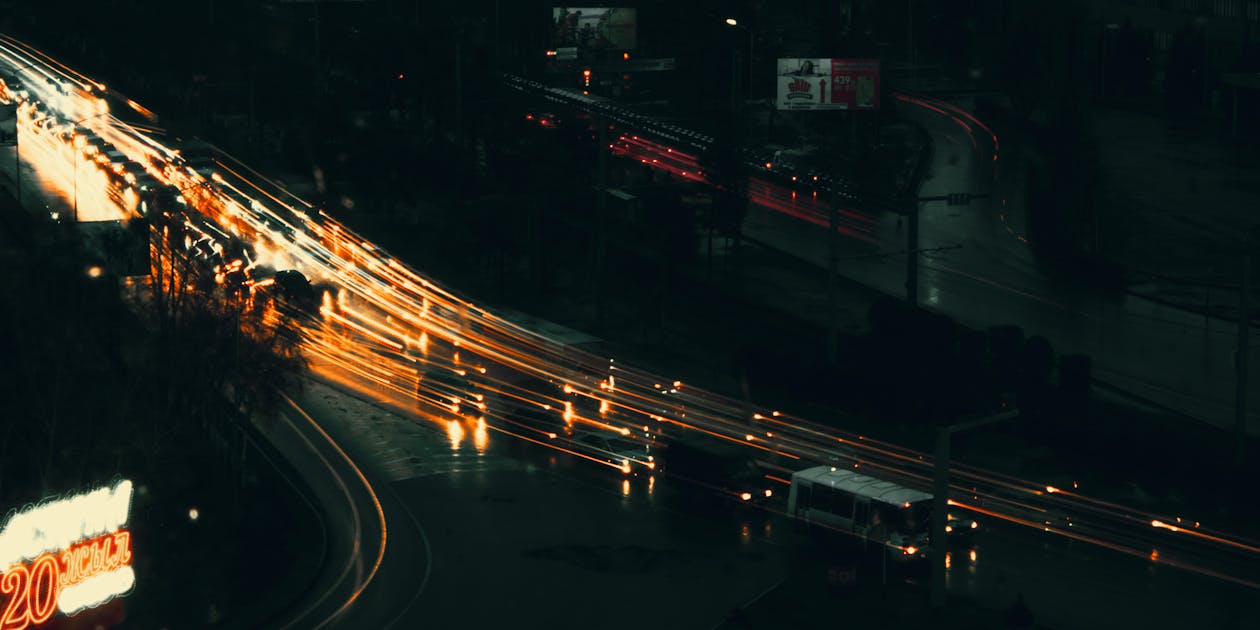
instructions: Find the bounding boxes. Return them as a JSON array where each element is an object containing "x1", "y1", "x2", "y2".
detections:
[{"x1": 5, "y1": 39, "x2": 1260, "y2": 594}]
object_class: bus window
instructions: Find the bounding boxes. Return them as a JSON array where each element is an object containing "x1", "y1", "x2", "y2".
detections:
[
  {"x1": 812, "y1": 486, "x2": 834, "y2": 513},
  {"x1": 796, "y1": 484, "x2": 813, "y2": 514},
  {"x1": 854, "y1": 500, "x2": 869, "y2": 527},
  {"x1": 834, "y1": 491, "x2": 854, "y2": 520}
]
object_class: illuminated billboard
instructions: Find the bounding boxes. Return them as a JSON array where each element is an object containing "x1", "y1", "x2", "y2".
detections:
[
  {"x1": 776, "y1": 58, "x2": 880, "y2": 111},
  {"x1": 552, "y1": 7, "x2": 637, "y2": 51},
  {"x1": 0, "y1": 480, "x2": 136, "y2": 629}
]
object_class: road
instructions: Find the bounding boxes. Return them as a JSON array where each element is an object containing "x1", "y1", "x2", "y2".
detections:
[
  {"x1": 297, "y1": 369, "x2": 791, "y2": 629},
  {"x1": 2, "y1": 36, "x2": 1258, "y2": 627},
  {"x1": 293, "y1": 363, "x2": 1260, "y2": 630},
  {"x1": 524, "y1": 79, "x2": 1259, "y2": 433},
  {"x1": 875, "y1": 92, "x2": 1259, "y2": 432}
]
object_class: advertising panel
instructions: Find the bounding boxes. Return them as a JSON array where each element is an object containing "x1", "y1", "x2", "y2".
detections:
[
  {"x1": 552, "y1": 7, "x2": 637, "y2": 51},
  {"x1": 0, "y1": 480, "x2": 136, "y2": 629},
  {"x1": 776, "y1": 58, "x2": 831, "y2": 110},
  {"x1": 776, "y1": 58, "x2": 880, "y2": 111},
  {"x1": 831, "y1": 59, "x2": 880, "y2": 110}
]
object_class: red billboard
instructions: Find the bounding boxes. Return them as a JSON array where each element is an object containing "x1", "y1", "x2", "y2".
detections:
[{"x1": 776, "y1": 58, "x2": 880, "y2": 111}]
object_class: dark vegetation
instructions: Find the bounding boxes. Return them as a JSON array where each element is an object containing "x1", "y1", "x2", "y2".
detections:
[
  {"x1": 0, "y1": 208, "x2": 304, "y2": 503},
  {"x1": 743, "y1": 292, "x2": 1260, "y2": 526},
  {"x1": 7, "y1": 0, "x2": 1253, "y2": 556},
  {"x1": 0, "y1": 194, "x2": 317, "y2": 627}
]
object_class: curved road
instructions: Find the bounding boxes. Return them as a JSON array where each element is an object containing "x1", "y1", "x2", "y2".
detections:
[{"x1": 746, "y1": 91, "x2": 1260, "y2": 432}]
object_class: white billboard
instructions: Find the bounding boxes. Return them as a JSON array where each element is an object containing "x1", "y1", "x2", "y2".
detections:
[
  {"x1": 552, "y1": 7, "x2": 637, "y2": 51},
  {"x1": 776, "y1": 58, "x2": 881, "y2": 111}
]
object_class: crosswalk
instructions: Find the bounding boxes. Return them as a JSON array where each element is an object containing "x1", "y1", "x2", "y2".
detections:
[{"x1": 306, "y1": 379, "x2": 520, "y2": 483}]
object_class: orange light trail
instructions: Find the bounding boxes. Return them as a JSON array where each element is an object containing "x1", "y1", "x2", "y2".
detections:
[{"x1": 9, "y1": 40, "x2": 1260, "y2": 594}]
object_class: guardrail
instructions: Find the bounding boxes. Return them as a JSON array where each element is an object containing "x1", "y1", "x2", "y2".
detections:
[{"x1": 263, "y1": 391, "x2": 387, "y2": 629}]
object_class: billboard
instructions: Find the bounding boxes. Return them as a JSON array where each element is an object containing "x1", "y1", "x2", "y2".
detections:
[
  {"x1": 776, "y1": 58, "x2": 880, "y2": 111},
  {"x1": 0, "y1": 480, "x2": 136, "y2": 627},
  {"x1": 552, "y1": 7, "x2": 637, "y2": 51},
  {"x1": 0, "y1": 102, "x2": 15, "y2": 146}
]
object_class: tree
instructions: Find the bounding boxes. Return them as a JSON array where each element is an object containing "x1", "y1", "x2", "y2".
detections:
[{"x1": 138, "y1": 221, "x2": 306, "y2": 431}]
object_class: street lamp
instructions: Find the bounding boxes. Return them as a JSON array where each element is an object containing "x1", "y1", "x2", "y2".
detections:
[
  {"x1": 930, "y1": 408, "x2": 1020, "y2": 608},
  {"x1": 725, "y1": 18, "x2": 750, "y2": 118},
  {"x1": 1234, "y1": 226, "x2": 1259, "y2": 466},
  {"x1": 906, "y1": 191, "x2": 988, "y2": 305}
]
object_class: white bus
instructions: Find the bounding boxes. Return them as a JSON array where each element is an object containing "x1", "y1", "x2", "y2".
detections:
[{"x1": 788, "y1": 465, "x2": 935, "y2": 562}]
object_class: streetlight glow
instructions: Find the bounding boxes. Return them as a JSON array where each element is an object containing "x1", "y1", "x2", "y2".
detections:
[{"x1": 725, "y1": 18, "x2": 738, "y2": 26}]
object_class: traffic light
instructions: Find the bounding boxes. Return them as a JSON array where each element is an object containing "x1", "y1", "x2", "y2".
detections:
[
  {"x1": 947, "y1": 193, "x2": 970, "y2": 206},
  {"x1": 582, "y1": 68, "x2": 591, "y2": 87}
]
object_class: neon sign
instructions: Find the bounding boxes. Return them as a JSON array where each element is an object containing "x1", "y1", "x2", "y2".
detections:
[{"x1": 0, "y1": 480, "x2": 135, "y2": 629}]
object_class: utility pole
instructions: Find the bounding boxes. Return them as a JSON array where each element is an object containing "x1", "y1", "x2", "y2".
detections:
[
  {"x1": 1236, "y1": 228, "x2": 1256, "y2": 466},
  {"x1": 594, "y1": 116, "x2": 609, "y2": 329},
  {"x1": 72, "y1": 144, "x2": 79, "y2": 222},
  {"x1": 313, "y1": 0, "x2": 322, "y2": 90},
  {"x1": 932, "y1": 408, "x2": 1020, "y2": 608},
  {"x1": 906, "y1": 199, "x2": 920, "y2": 305},
  {"x1": 827, "y1": 190, "x2": 840, "y2": 364},
  {"x1": 930, "y1": 428, "x2": 950, "y2": 608},
  {"x1": 455, "y1": 34, "x2": 464, "y2": 194},
  {"x1": 907, "y1": 0, "x2": 916, "y2": 90}
]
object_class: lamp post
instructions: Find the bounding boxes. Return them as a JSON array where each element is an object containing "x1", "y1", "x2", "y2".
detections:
[
  {"x1": 931, "y1": 408, "x2": 1019, "y2": 608},
  {"x1": 1235, "y1": 227, "x2": 1259, "y2": 467},
  {"x1": 724, "y1": 18, "x2": 754, "y2": 121},
  {"x1": 71, "y1": 134, "x2": 82, "y2": 222},
  {"x1": 9, "y1": 114, "x2": 18, "y2": 204}
]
